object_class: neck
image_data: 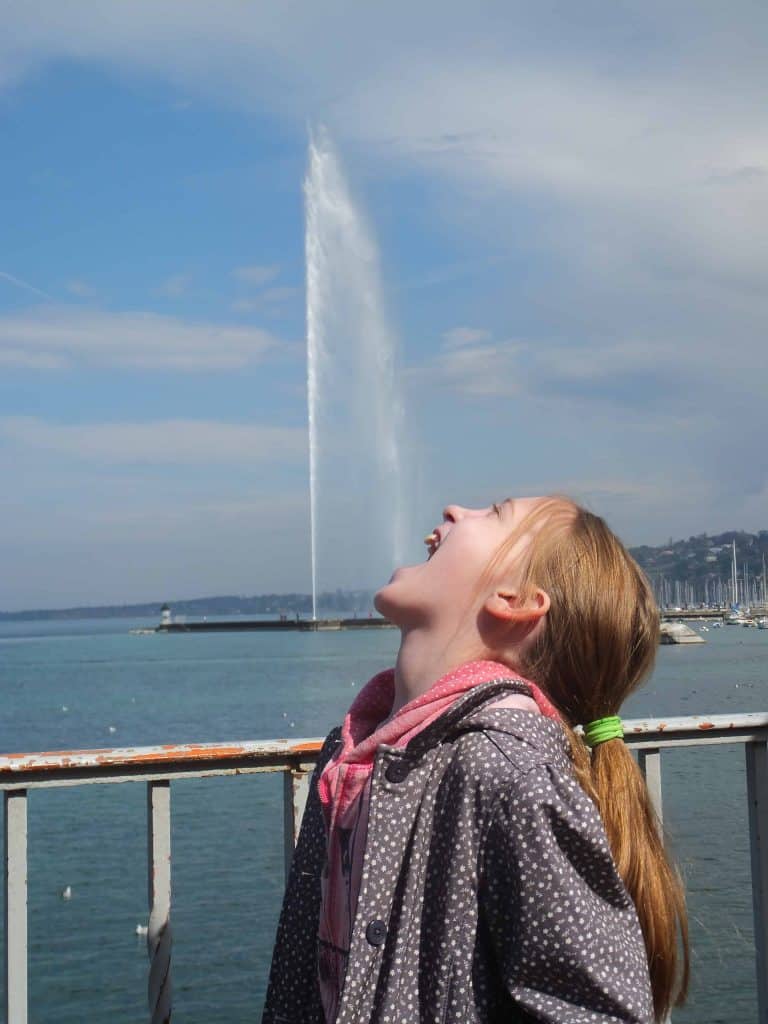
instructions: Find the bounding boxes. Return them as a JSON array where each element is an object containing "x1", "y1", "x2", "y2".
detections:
[{"x1": 391, "y1": 624, "x2": 484, "y2": 716}]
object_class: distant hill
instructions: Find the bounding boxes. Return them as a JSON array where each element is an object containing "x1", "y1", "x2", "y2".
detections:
[
  {"x1": 0, "y1": 590, "x2": 376, "y2": 622},
  {"x1": 630, "y1": 530, "x2": 768, "y2": 606},
  {"x1": 4, "y1": 528, "x2": 768, "y2": 620}
]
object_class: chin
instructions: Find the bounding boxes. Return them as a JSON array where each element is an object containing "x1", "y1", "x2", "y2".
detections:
[
  {"x1": 374, "y1": 572, "x2": 408, "y2": 621},
  {"x1": 373, "y1": 582, "x2": 393, "y2": 618},
  {"x1": 374, "y1": 570, "x2": 427, "y2": 628}
]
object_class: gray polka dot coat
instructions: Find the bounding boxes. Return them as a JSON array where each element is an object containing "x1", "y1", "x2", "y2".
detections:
[{"x1": 262, "y1": 680, "x2": 654, "y2": 1023}]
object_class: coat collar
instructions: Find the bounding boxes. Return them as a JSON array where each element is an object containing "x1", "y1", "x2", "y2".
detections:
[{"x1": 401, "y1": 677, "x2": 567, "y2": 763}]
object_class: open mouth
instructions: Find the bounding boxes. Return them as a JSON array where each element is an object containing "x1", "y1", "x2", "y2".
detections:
[{"x1": 424, "y1": 530, "x2": 441, "y2": 560}]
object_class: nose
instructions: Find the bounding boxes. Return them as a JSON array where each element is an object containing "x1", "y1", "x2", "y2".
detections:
[
  {"x1": 443, "y1": 504, "x2": 468, "y2": 523},
  {"x1": 443, "y1": 503, "x2": 493, "y2": 524}
]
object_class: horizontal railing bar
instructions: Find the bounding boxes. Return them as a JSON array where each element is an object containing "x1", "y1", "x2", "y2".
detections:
[
  {"x1": 0, "y1": 760, "x2": 320, "y2": 792},
  {"x1": 1, "y1": 714, "x2": 767, "y2": 790},
  {"x1": 625, "y1": 729, "x2": 768, "y2": 750},
  {"x1": 622, "y1": 714, "x2": 768, "y2": 750},
  {"x1": 0, "y1": 738, "x2": 323, "y2": 775},
  {"x1": 622, "y1": 713, "x2": 768, "y2": 735}
]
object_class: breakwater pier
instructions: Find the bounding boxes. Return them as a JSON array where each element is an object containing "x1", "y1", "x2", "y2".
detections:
[
  {"x1": 147, "y1": 607, "x2": 767, "y2": 634},
  {"x1": 154, "y1": 616, "x2": 395, "y2": 633}
]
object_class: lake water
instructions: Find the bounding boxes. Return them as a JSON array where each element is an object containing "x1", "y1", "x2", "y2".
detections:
[{"x1": 2, "y1": 617, "x2": 766, "y2": 1022}]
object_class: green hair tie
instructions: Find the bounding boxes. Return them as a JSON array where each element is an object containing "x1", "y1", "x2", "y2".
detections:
[{"x1": 583, "y1": 715, "x2": 624, "y2": 748}]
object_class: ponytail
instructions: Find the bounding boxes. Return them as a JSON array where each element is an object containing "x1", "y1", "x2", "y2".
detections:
[
  {"x1": 505, "y1": 502, "x2": 689, "y2": 1022},
  {"x1": 597, "y1": 741, "x2": 688, "y2": 1019},
  {"x1": 571, "y1": 734, "x2": 689, "y2": 1021}
]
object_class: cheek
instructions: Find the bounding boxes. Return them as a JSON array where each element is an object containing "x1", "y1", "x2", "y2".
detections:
[{"x1": 444, "y1": 534, "x2": 497, "y2": 579}]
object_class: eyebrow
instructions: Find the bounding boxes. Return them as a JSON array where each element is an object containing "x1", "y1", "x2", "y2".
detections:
[{"x1": 502, "y1": 497, "x2": 515, "y2": 516}]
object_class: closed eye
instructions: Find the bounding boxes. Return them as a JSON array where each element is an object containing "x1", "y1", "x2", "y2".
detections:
[{"x1": 491, "y1": 502, "x2": 502, "y2": 518}]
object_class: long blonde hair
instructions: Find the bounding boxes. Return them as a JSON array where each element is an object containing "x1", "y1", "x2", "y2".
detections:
[{"x1": 487, "y1": 498, "x2": 689, "y2": 1022}]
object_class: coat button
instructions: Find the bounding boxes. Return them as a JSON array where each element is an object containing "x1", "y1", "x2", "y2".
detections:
[
  {"x1": 366, "y1": 919, "x2": 387, "y2": 946},
  {"x1": 385, "y1": 760, "x2": 410, "y2": 783}
]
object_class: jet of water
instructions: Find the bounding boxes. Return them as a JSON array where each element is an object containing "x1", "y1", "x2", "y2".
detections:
[{"x1": 305, "y1": 128, "x2": 407, "y2": 619}]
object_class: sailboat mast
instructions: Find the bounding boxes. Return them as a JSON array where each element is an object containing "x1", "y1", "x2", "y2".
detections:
[{"x1": 732, "y1": 540, "x2": 738, "y2": 605}]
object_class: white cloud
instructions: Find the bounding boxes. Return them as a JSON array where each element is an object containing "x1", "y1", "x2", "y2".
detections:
[
  {"x1": 427, "y1": 341, "x2": 523, "y2": 397},
  {"x1": 336, "y1": 60, "x2": 768, "y2": 300},
  {"x1": 156, "y1": 273, "x2": 191, "y2": 298},
  {"x1": 231, "y1": 299, "x2": 260, "y2": 314},
  {"x1": 425, "y1": 324, "x2": 768, "y2": 416},
  {"x1": 66, "y1": 279, "x2": 97, "y2": 297},
  {"x1": 0, "y1": 306, "x2": 284, "y2": 371},
  {"x1": 260, "y1": 285, "x2": 300, "y2": 303},
  {"x1": 441, "y1": 326, "x2": 490, "y2": 349},
  {"x1": 0, "y1": 349, "x2": 65, "y2": 370},
  {"x1": 231, "y1": 286, "x2": 301, "y2": 314},
  {"x1": 0, "y1": 416, "x2": 307, "y2": 464},
  {"x1": 2, "y1": 3, "x2": 766, "y2": 295},
  {"x1": 232, "y1": 264, "x2": 280, "y2": 287}
]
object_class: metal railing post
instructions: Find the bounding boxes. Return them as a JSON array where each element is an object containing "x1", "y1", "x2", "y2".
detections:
[
  {"x1": 283, "y1": 766, "x2": 312, "y2": 881},
  {"x1": 147, "y1": 781, "x2": 172, "y2": 1024},
  {"x1": 746, "y1": 740, "x2": 768, "y2": 1022},
  {"x1": 638, "y1": 748, "x2": 664, "y2": 826},
  {"x1": 4, "y1": 790, "x2": 28, "y2": 1024},
  {"x1": 637, "y1": 749, "x2": 670, "y2": 1022}
]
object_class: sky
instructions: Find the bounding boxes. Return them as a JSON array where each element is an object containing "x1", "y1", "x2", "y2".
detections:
[{"x1": 1, "y1": 1, "x2": 767, "y2": 610}]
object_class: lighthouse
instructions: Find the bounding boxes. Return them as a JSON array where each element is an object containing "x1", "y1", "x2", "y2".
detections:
[{"x1": 160, "y1": 604, "x2": 172, "y2": 628}]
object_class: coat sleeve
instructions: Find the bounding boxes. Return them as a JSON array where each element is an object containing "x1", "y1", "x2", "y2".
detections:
[{"x1": 480, "y1": 762, "x2": 654, "y2": 1024}]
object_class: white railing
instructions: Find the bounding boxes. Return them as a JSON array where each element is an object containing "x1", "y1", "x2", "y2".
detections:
[
  {"x1": 2, "y1": 714, "x2": 768, "y2": 1023},
  {"x1": 1, "y1": 739, "x2": 319, "y2": 1024}
]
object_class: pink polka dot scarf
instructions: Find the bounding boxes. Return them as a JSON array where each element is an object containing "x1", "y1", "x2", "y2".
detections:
[{"x1": 318, "y1": 659, "x2": 559, "y2": 819}]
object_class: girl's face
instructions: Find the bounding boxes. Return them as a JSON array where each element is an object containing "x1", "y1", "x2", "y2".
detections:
[{"x1": 374, "y1": 496, "x2": 546, "y2": 628}]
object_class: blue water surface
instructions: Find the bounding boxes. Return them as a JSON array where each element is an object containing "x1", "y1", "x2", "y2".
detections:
[{"x1": 1, "y1": 618, "x2": 766, "y2": 1022}]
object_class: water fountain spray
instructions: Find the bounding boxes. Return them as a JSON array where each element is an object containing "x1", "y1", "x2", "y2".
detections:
[{"x1": 304, "y1": 128, "x2": 406, "y2": 620}]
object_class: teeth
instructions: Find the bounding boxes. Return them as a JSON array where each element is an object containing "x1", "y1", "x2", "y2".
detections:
[
  {"x1": 424, "y1": 532, "x2": 438, "y2": 545},
  {"x1": 424, "y1": 531, "x2": 439, "y2": 559}
]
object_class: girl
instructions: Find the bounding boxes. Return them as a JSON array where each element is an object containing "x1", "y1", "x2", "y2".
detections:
[{"x1": 263, "y1": 495, "x2": 688, "y2": 1024}]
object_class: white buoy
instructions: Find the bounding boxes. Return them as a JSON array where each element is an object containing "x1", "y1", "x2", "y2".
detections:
[
  {"x1": 135, "y1": 923, "x2": 148, "y2": 936},
  {"x1": 61, "y1": 706, "x2": 68, "y2": 712},
  {"x1": 108, "y1": 726, "x2": 117, "y2": 733},
  {"x1": 61, "y1": 885, "x2": 72, "y2": 900}
]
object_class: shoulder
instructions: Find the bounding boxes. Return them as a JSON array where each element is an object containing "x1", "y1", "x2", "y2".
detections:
[
  {"x1": 483, "y1": 745, "x2": 628, "y2": 908},
  {"x1": 448, "y1": 707, "x2": 573, "y2": 782},
  {"x1": 435, "y1": 709, "x2": 582, "y2": 835}
]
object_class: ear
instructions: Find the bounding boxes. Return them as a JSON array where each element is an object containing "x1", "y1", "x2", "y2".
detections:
[{"x1": 483, "y1": 587, "x2": 551, "y2": 625}]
